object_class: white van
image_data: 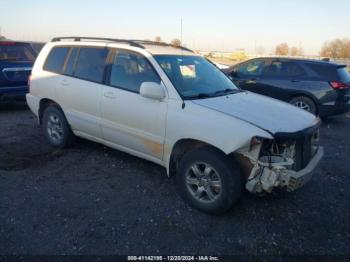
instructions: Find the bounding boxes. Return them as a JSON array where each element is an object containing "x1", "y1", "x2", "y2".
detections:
[{"x1": 26, "y1": 37, "x2": 323, "y2": 214}]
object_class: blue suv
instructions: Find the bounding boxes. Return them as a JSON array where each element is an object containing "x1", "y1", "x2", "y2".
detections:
[{"x1": 0, "y1": 41, "x2": 42, "y2": 102}]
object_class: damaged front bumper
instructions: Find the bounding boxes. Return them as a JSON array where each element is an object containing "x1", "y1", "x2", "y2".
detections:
[
  {"x1": 236, "y1": 121, "x2": 324, "y2": 194},
  {"x1": 277, "y1": 146, "x2": 323, "y2": 192},
  {"x1": 245, "y1": 147, "x2": 323, "y2": 193}
]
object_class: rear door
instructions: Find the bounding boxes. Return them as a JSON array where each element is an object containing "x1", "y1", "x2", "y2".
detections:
[
  {"x1": 100, "y1": 49, "x2": 167, "y2": 160},
  {"x1": 258, "y1": 60, "x2": 308, "y2": 101},
  {"x1": 56, "y1": 46, "x2": 108, "y2": 138}
]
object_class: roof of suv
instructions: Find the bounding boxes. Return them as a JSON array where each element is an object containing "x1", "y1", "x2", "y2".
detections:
[
  {"x1": 50, "y1": 37, "x2": 195, "y2": 56},
  {"x1": 255, "y1": 57, "x2": 343, "y2": 67}
]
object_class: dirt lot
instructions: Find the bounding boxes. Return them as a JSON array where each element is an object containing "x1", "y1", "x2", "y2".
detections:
[{"x1": 0, "y1": 102, "x2": 349, "y2": 256}]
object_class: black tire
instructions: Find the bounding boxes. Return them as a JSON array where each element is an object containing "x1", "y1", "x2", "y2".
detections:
[
  {"x1": 176, "y1": 146, "x2": 243, "y2": 214},
  {"x1": 289, "y1": 96, "x2": 317, "y2": 115},
  {"x1": 42, "y1": 105, "x2": 75, "y2": 148}
]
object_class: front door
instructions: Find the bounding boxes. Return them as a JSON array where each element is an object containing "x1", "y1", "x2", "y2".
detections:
[{"x1": 230, "y1": 58, "x2": 269, "y2": 93}]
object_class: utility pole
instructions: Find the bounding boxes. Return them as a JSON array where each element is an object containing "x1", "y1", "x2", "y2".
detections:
[{"x1": 180, "y1": 18, "x2": 183, "y2": 46}]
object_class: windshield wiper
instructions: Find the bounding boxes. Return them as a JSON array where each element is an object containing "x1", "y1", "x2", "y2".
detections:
[
  {"x1": 213, "y1": 88, "x2": 240, "y2": 95},
  {"x1": 184, "y1": 93, "x2": 215, "y2": 100}
]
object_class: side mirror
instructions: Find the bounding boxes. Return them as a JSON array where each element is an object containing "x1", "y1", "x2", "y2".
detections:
[
  {"x1": 140, "y1": 82, "x2": 166, "y2": 101},
  {"x1": 230, "y1": 69, "x2": 239, "y2": 78}
]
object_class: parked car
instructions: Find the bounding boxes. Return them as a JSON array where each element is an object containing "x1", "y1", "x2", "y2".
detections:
[
  {"x1": 0, "y1": 40, "x2": 40, "y2": 102},
  {"x1": 223, "y1": 58, "x2": 350, "y2": 117},
  {"x1": 26, "y1": 37, "x2": 323, "y2": 214},
  {"x1": 29, "y1": 42, "x2": 45, "y2": 54}
]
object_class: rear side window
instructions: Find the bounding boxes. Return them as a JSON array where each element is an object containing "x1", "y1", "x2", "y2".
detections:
[
  {"x1": 109, "y1": 50, "x2": 160, "y2": 93},
  {"x1": 264, "y1": 61, "x2": 305, "y2": 77},
  {"x1": 74, "y1": 47, "x2": 108, "y2": 83},
  {"x1": 43, "y1": 47, "x2": 70, "y2": 73},
  {"x1": 64, "y1": 48, "x2": 79, "y2": 76}
]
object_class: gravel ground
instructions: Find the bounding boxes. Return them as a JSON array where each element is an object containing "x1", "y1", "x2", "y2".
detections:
[{"x1": 0, "y1": 102, "x2": 349, "y2": 257}]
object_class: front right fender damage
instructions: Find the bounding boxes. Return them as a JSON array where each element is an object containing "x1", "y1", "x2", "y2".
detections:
[{"x1": 233, "y1": 127, "x2": 324, "y2": 194}]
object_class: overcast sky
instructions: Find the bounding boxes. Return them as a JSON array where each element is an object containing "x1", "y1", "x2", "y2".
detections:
[{"x1": 1, "y1": 0, "x2": 349, "y2": 55}]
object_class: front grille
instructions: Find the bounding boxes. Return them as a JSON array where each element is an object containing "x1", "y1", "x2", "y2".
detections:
[{"x1": 294, "y1": 131, "x2": 318, "y2": 171}]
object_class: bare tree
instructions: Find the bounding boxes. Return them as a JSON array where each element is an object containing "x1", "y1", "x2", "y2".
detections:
[
  {"x1": 275, "y1": 43, "x2": 289, "y2": 56},
  {"x1": 320, "y1": 38, "x2": 350, "y2": 58},
  {"x1": 171, "y1": 38, "x2": 182, "y2": 47},
  {"x1": 154, "y1": 36, "x2": 162, "y2": 43}
]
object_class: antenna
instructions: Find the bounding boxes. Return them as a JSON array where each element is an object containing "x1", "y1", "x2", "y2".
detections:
[{"x1": 181, "y1": 18, "x2": 183, "y2": 46}]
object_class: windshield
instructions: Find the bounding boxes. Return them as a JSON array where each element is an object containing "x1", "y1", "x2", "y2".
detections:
[
  {"x1": 153, "y1": 55, "x2": 239, "y2": 99},
  {"x1": 0, "y1": 43, "x2": 36, "y2": 62}
]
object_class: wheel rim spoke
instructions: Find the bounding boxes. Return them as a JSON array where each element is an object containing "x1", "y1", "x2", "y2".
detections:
[
  {"x1": 195, "y1": 186, "x2": 205, "y2": 198},
  {"x1": 191, "y1": 164, "x2": 202, "y2": 177},
  {"x1": 205, "y1": 187, "x2": 216, "y2": 200},
  {"x1": 204, "y1": 166, "x2": 212, "y2": 176},
  {"x1": 209, "y1": 180, "x2": 221, "y2": 188},
  {"x1": 186, "y1": 177, "x2": 199, "y2": 186}
]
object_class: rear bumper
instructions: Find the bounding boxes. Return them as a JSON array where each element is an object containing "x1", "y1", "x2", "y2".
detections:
[
  {"x1": 284, "y1": 147, "x2": 324, "y2": 191},
  {"x1": 26, "y1": 93, "x2": 40, "y2": 118},
  {"x1": 319, "y1": 103, "x2": 350, "y2": 117},
  {"x1": 0, "y1": 86, "x2": 28, "y2": 101}
]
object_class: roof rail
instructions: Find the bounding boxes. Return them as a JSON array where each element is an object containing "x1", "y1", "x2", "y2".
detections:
[
  {"x1": 51, "y1": 37, "x2": 144, "y2": 48},
  {"x1": 130, "y1": 40, "x2": 193, "y2": 52},
  {"x1": 51, "y1": 37, "x2": 194, "y2": 53}
]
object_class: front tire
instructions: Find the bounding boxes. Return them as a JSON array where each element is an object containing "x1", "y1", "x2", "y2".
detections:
[
  {"x1": 289, "y1": 96, "x2": 317, "y2": 115},
  {"x1": 42, "y1": 105, "x2": 75, "y2": 148},
  {"x1": 176, "y1": 147, "x2": 243, "y2": 214}
]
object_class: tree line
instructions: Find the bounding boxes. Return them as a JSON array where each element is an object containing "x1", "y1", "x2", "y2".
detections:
[{"x1": 274, "y1": 38, "x2": 350, "y2": 58}]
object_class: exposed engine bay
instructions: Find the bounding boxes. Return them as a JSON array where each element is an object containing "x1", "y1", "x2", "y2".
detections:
[{"x1": 236, "y1": 129, "x2": 321, "y2": 194}]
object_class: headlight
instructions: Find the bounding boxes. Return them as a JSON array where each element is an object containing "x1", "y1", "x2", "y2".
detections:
[{"x1": 249, "y1": 136, "x2": 263, "y2": 151}]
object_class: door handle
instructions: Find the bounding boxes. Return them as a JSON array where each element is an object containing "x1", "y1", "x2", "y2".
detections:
[
  {"x1": 61, "y1": 80, "x2": 69, "y2": 86},
  {"x1": 104, "y1": 91, "x2": 117, "y2": 99},
  {"x1": 246, "y1": 78, "x2": 259, "y2": 83}
]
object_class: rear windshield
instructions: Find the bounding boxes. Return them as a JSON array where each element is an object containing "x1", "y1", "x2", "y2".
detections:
[
  {"x1": 307, "y1": 63, "x2": 338, "y2": 80},
  {"x1": 0, "y1": 43, "x2": 36, "y2": 62},
  {"x1": 337, "y1": 67, "x2": 350, "y2": 83}
]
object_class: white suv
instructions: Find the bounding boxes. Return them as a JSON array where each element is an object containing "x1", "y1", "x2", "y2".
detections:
[{"x1": 27, "y1": 37, "x2": 324, "y2": 214}]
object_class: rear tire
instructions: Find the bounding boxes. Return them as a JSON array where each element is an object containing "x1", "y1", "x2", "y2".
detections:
[
  {"x1": 289, "y1": 96, "x2": 317, "y2": 115},
  {"x1": 176, "y1": 147, "x2": 243, "y2": 214},
  {"x1": 42, "y1": 105, "x2": 75, "y2": 148}
]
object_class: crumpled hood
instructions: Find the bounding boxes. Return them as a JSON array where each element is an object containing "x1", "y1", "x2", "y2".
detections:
[{"x1": 192, "y1": 91, "x2": 319, "y2": 135}]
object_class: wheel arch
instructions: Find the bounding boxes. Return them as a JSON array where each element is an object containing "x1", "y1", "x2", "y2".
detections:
[
  {"x1": 38, "y1": 98, "x2": 62, "y2": 124},
  {"x1": 167, "y1": 138, "x2": 229, "y2": 177}
]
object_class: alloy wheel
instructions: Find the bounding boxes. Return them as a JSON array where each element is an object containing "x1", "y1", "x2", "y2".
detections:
[{"x1": 185, "y1": 162, "x2": 222, "y2": 203}]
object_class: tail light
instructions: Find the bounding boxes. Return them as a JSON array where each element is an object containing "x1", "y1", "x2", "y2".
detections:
[
  {"x1": 0, "y1": 41, "x2": 16, "y2": 46},
  {"x1": 28, "y1": 74, "x2": 32, "y2": 93},
  {"x1": 329, "y1": 81, "x2": 349, "y2": 90}
]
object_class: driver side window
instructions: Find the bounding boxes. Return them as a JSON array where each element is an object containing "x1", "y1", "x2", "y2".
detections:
[
  {"x1": 236, "y1": 60, "x2": 265, "y2": 77},
  {"x1": 109, "y1": 50, "x2": 161, "y2": 93}
]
